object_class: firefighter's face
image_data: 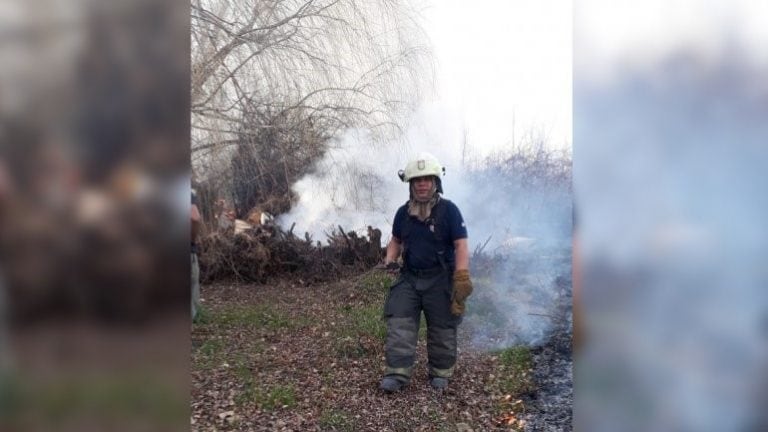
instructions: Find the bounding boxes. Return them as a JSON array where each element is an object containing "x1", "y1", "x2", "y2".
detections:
[{"x1": 411, "y1": 176, "x2": 435, "y2": 200}]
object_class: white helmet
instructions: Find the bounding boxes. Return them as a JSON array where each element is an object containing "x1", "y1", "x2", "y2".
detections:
[
  {"x1": 398, "y1": 152, "x2": 445, "y2": 193},
  {"x1": 398, "y1": 152, "x2": 445, "y2": 182}
]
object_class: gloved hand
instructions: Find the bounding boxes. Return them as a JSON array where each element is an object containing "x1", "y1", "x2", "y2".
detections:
[
  {"x1": 451, "y1": 269, "x2": 473, "y2": 316},
  {"x1": 375, "y1": 261, "x2": 401, "y2": 277}
]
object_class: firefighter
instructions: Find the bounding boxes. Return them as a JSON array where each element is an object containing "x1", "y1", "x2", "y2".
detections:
[{"x1": 379, "y1": 152, "x2": 473, "y2": 392}]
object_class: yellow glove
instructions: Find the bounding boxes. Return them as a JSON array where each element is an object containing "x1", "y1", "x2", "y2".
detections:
[{"x1": 451, "y1": 269, "x2": 473, "y2": 316}]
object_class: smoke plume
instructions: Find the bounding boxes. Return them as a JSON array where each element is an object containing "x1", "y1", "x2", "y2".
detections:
[{"x1": 278, "y1": 103, "x2": 572, "y2": 349}]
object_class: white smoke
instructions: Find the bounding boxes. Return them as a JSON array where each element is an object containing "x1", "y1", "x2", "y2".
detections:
[
  {"x1": 277, "y1": 102, "x2": 470, "y2": 243},
  {"x1": 278, "y1": 101, "x2": 573, "y2": 349}
]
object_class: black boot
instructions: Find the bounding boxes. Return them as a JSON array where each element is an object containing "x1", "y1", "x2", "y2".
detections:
[
  {"x1": 379, "y1": 376, "x2": 404, "y2": 393},
  {"x1": 429, "y1": 377, "x2": 448, "y2": 390}
]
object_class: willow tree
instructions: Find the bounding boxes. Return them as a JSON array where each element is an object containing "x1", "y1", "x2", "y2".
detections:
[{"x1": 191, "y1": 0, "x2": 432, "y2": 215}]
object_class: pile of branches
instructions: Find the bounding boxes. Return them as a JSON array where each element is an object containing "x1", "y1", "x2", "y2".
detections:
[{"x1": 198, "y1": 224, "x2": 383, "y2": 284}]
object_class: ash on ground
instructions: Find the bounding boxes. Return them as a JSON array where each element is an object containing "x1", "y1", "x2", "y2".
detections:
[
  {"x1": 522, "y1": 273, "x2": 573, "y2": 432},
  {"x1": 465, "y1": 247, "x2": 574, "y2": 431},
  {"x1": 523, "y1": 326, "x2": 573, "y2": 432}
]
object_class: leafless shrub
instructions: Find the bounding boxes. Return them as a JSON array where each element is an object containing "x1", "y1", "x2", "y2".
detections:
[{"x1": 467, "y1": 132, "x2": 573, "y2": 246}]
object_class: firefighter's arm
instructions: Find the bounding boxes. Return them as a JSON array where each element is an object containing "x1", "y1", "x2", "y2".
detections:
[
  {"x1": 376, "y1": 236, "x2": 402, "y2": 274},
  {"x1": 384, "y1": 236, "x2": 402, "y2": 265},
  {"x1": 451, "y1": 238, "x2": 472, "y2": 315},
  {"x1": 453, "y1": 238, "x2": 469, "y2": 271}
]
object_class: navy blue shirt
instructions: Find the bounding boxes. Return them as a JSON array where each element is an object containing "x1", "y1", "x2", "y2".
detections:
[{"x1": 392, "y1": 198, "x2": 468, "y2": 270}]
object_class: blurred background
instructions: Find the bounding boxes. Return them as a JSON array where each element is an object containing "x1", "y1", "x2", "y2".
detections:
[
  {"x1": 575, "y1": 1, "x2": 768, "y2": 431},
  {"x1": 0, "y1": 1, "x2": 190, "y2": 431}
]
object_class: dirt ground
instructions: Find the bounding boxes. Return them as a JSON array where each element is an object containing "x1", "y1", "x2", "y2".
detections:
[{"x1": 191, "y1": 272, "x2": 572, "y2": 431}]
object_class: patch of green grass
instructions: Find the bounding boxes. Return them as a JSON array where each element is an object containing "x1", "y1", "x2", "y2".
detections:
[
  {"x1": 233, "y1": 356, "x2": 252, "y2": 380},
  {"x1": 193, "y1": 337, "x2": 265, "y2": 371},
  {"x1": 333, "y1": 336, "x2": 368, "y2": 359},
  {"x1": 319, "y1": 409, "x2": 356, "y2": 431},
  {"x1": 263, "y1": 385, "x2": 296, "y2": 410},
  {"x1": 232, "y1": 357, "x2": 295, "y2": 410},
  {"x1": 192, "y1": 338, "x2": 225, "y2": 369},
  {"x1": 495, "y1": 346, "x2": 536, "y2": 397},
  {"x1": 335, "y1": 303, "x2": 386, "y2": 341},
  {"x1": 205, "y1": 304, "x2": 306, "y2": 330},
  {"x1": 360, "y1": 271, "x2": 394, "y2": 290},
  {"x1": 192, "y1": 305, "x2": 211, "y2": 325},
  {"x1": 333, "y1": 302, "x2": 388, "y2": 358},
  {"x1": 236, "y1": 383, "x2": 296, "y2": 411},
  {"x1": 198, "y1": 339, "x2": 224, "y2": 357},
  {"x1": 499, "y1": 346, "x2": 532, "y2": 369},
  {"x1": 357, "y1": 272, "x2": 394, "y2": 301}
]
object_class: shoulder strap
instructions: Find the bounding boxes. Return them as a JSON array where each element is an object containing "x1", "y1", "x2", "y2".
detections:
[
  {"x1": 426, "y1": 198, "x2": 450, "y2": 269},
  {"x1": 426, "y1": 198, "x2": 447, "y2": 243},
  {"x1": 401, "y1": 201, "x2": 414, "y2": 262}
]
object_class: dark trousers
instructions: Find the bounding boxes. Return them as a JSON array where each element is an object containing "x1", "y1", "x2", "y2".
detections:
[{"x1": 383, "y1": 268, "x2": 460, "y2": 382}]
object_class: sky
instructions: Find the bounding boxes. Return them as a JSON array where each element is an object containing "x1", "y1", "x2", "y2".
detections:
[
  {"x1": 417, "y1": 0, "x2": 572, "y2": 155},
  {"x1": 413, "y1": 0, "x2": 768, "y2": 152}
]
